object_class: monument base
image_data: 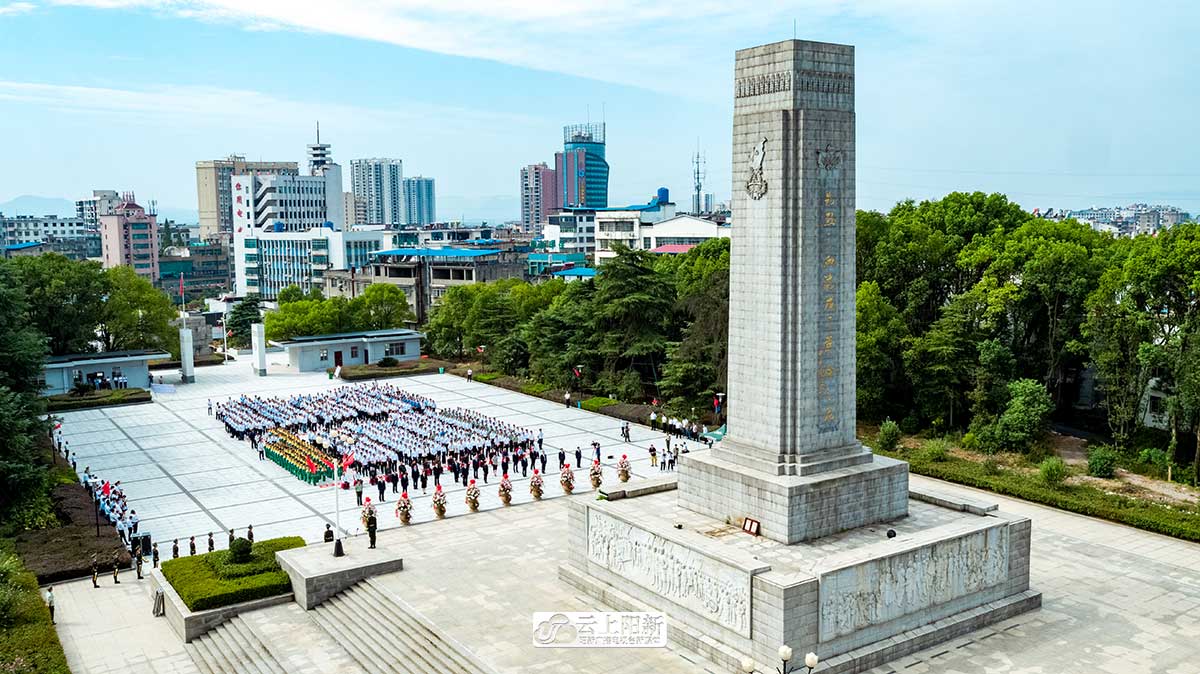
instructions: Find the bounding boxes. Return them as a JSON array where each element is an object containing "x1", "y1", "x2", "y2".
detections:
[
  {"x1": 181, "y1": 374, "x2": 195, "y2": 384},
  {"x1": 563, "y1": 478, "x2": 1039, "y2": 674},
  {"x1": 677, "y1": 449, "x2": 909, "y2": 544}
]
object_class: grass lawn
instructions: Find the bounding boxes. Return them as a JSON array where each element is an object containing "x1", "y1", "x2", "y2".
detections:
[
  {"x1": 0, "y1": 544, "x2": 70, "y2": 674},
  {"x1": 160, "y1": 536, "x2": 305, "y2": 611}
]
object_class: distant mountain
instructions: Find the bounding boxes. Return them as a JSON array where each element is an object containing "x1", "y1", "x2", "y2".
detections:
[
  {"x1": 0, "y1": 195, "x2": 76, "y2": 217},
  {"x1": 438, "y1": 194, "x2": 519, "y2": 224}
]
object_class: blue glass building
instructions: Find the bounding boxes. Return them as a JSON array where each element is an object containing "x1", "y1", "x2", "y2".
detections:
[{"x1": 556, "y1": 123, "x2": 609, "y2": 208}]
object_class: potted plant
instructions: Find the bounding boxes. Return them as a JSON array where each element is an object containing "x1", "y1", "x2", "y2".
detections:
[
  {"x1": 499, "y1": 473, "x2": 513, "y2": 505},
  {"x1": 530, "y1": 469, "x2": 544, "y2": 500},
  {"x1": 431, "y1": 484, "x2": 447, "y2": 518},
  {"x1": 560, "y1": 464, "x2": 575, "y2": 495},
  {"x1": 589, "y1": 460, "x2": 603, "y2": 489},
  {"x1": 617, "y1": 454, "x2": 631, "y2": 482},
  {"x1": 465, "y1": 479, "x2": 481, "y2": 512},
  {"x1": 395, "y1": 491, "x2": 412, "y2": 524}
]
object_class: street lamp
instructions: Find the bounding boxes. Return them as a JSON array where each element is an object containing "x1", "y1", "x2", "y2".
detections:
[{"x1": 740, "y1": 647, "x2": 818, "y2": 674}]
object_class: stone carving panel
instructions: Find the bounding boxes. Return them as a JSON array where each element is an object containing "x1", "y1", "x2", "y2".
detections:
[
  {"x1": 586, "y1": 509, "x2": 752, "y2": 637},
  {"x1": 818, "y1": 525, "x2": 1010, "y2": 641}
]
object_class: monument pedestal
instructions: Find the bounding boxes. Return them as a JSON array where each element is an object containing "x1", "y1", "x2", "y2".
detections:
[
  {"x1": 562, "y1": 473, "x2": 1040, "y2": 674},
  {"x1": 680, "y1": 449, "x2": 909, "y2": 544}
]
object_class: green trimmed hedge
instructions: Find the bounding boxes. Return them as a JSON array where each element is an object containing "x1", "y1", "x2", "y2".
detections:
[
  {"x1": 44, "y1": 387, "x2": 151, "y2": 412},
  {"x1": 881, "y1": 449, "x2": 1200, "y2": 542},
  {"x1": 161, "y1": 536, "x2": 305, "y2": 611},
  {"x1": 474, "y1": 372, "x2": 502, "y2": 383},
  {"x1": 581, "y1": 397, "x2": 620, "y2": 413},
  {"x1": 0, "y1": 551, "x2": 70, "y2": 674},
  {"x1": 335, "y1": 359, "x2": 452, "y2": 381}
]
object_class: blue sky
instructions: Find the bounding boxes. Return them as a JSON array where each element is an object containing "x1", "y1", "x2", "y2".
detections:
[{"x1": 1, "y1": 0, "x2": 1198, "y2": 222}]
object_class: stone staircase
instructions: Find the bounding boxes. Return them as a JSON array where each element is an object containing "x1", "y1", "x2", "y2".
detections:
[
  {"x1": 310, "y1": 578, "x2": 495, "y2": 674},
  {"x1": 186, "y1": 615, "x2": 288, "y2": 674}
]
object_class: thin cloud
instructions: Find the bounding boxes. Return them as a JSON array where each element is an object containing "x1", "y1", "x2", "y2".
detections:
[{"x1": 0, "y1": 2, "x2": 36, "y2": 16}]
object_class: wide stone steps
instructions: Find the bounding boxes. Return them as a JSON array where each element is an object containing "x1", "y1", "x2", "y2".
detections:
[
  {"x1": 186, "y1": 615, "x2": 288, "y2": 674},
  {"x1": 310, "y1": 579, "x2": 494, "y2": 674}
]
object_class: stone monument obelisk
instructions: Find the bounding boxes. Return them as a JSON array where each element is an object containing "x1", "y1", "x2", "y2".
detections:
[
  {"x1": 677, "y1": 39, "x2": 908, "y2": 544},
  {"x1": 562, "y1": 40, "x2": 1038, "y2": 674}
]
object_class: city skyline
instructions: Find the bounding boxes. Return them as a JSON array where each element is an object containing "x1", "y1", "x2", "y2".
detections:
[{"x1": 2, "y1": 1, "x2": 1199, "y2": 221}]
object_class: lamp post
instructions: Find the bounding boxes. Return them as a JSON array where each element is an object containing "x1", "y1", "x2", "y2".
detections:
[
  {"x1": 740, "y1": 647, "x2": 818, "y2": 674},
  {"x1": 716, "y1": 393, "x2": 725, "y2": 426}
]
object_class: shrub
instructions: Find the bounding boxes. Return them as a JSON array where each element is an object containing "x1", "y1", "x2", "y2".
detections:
[
  {"x1": 981, "y1": 457, "x2": 1002, "y2": 475},
  {"x1": 1039, "y1": 457, "x2": 1068, "y2": 487},
  {"x1": 521, "y1": 382, "x2": 551, "y2": 396},
  {"x1": 161, "y1": 536, "x2": 304, "y2": 611},
  {"x1": 923, "y1": 438, "x2": 951, "y2": 462},
  {"x1": 475, "y1": 372, "x2": 502, "y2": 383},
  {"x1": 581, "y1": 397, "x2": 620, "y2": 413},
  {"x1": 69, "y1": 382, "x2": 93, "y2": 397},
  {"x1": 993, "y1": 379, "x2": 1053, "y2": 453},
  {"x1": 0, "y1": 551, "x2": 70, "y2": 672},
  {"x1": 960, "y1": 431, "x2": 980, "y2": 451},
  {"x1": 899, "y1": 416, "x2": 921, "y2": 435},
  {"x1": 876, "y1": 419, "x2": 901, "y2": 453},
  {"x1": 377, "y1": 356, "x2": 399, "y2": 368},
  {"x1": 227, "y1": 537, "x2": 252, "y2": 563},
  {"x1": 1137, "y1": 447, "x2": 1173, "y2": 478},
  {"x1": 1087, "y1": 445, "x2": 1119, "y2": 479}
]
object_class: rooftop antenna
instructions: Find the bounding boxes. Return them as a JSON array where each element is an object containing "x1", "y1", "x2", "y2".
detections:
[{"x1": 692, "y1": 139, "x2": 706, "y2": 214}]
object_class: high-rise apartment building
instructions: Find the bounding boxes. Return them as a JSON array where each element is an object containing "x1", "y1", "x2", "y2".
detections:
[
  {"x1": 343, "y1": 192, "x2": 368, "y2": 226},
  {"x1": 402, "y1": 176, "x2": 436, "y2": 225},
  {"x1": 196, "y1": 155, "x2": 299, "y2": 239},
  {"x1": 232, "y1": 139, "x2": 394, "y2": 299},
  {"x1": 99, "y1": 193, "x2": 159, "y2": 281},
  {"x1": 75, "y1": 190, "x2": 121, "y2": 228},
  {"x1": 350, "y1": 158, "x2": 404, "y2": 225},
  {"x1": 520, "y1": 163, "x2": 559, "y2": 235},
  {"x1": 555, "y1": 123, "x2": 609, "y2": 208}
]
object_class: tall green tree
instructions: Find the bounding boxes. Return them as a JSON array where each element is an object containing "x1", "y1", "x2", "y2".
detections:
[
  {"x1": 9, "y1": 253, "x2": 108, "y2": 355},
  {"x1": 98, "y1": 266, "x2": 180, "y2": 356},
  {"x1": 226, "y1": 295, "x2": 262, "y2": 348},
  {"x1": 591, "y1": 245, "x2": 676, "y2": 391},
  {"x1": 856, "y1": 281, "x2": 909, "y2": 421},
  {"x1": 350, "y1": 284, "x2": 415, "y2": 331},
  {"x1": 0, "y1": 261, "x2": 49, "y2": 516}
]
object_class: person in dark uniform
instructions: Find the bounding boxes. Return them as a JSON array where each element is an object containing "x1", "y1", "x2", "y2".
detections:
[
  {"x1": 152, "y1": 543, "x2": 160, "y2": 569},
  {"x1": 228, "y1": 529, "x2": 235, "y2": 548},
  {"x1": 172, "y1": 539, "x2": 179, "y2": 559},
  {"x1": 323, "y1": 524, "x2": 334, "y2": 543},
  {"x1": 188, "y1": 536, "x2": 196, "y2": 556},
  {"x1": 207, "y1": 532, "x2": 215, "y2": 553},
  {"x1": 539, "y1": 451, "x2": 547, "y2": 474},
  {"x1": 135, "y1": 549, "x2": 144, "y2": 579},
  {"x1": 410, "y1": 462, "x2": 419, "y2": 491},
  {"x1": 432, "y1": 462, "x2": 442, "y2": 488},
  {"x1": 400, "y1": 469, "x2": 409, "y2": 494},
  {"x1": 419, "y1": 469, "x2": 428, "y2": 494},
  {"x1": 112, "y1": 550, "x2": 121, "y2": 584},
  {"x1": 520, "y1": 453, "x2": 528, "y2": 477},
  {"x1": 501, "y1": 454, "x2": 510, "y2": 476},
  {"x1": 91, "y1": 554, "x2": 99, "y2": 588},
  {"x1": 376, "y1": 475, "x2": 386, "y2": 502},
  {"x1": 575, "y1": 446, "x2": 582, "y2": 468},
  {"x1": 247, "y1": 525, "x2": 254, "y2": 543},
  {"x1": 365, "y1": 510, "x2": 378, "y2": 549},
  {"x1": 558, "y1": 448, "x2": 566, "y2": 470},
  {"x1": 482, "y1": 460, "x2": 490, "y2": 484},
  {"x1": 391, "y1": 470, "x2": 399, "y2": 494}
]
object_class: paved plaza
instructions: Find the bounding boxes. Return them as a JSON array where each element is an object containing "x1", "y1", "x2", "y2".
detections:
[
  {"x1": 59, "y1": 359, "x2": 672, "y2": 547},
  {"x1": 51, "y1": 361, "x2": 1200, "y2": 674}
]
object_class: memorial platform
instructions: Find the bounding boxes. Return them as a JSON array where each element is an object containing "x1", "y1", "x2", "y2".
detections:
[{"x1": 564, "y1": 471, "x2": 1040, "y2": 673}]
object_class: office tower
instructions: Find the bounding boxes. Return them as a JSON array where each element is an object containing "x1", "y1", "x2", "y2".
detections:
[
  {"x1": 196, "y1": 156, "x2": 298, "y2": 239},
  {"x1": 555, "y1": 123, "x2": 609, "y2": 208},
  {"x1": 350, "y1": 158, "x2": 404, "y2": 225},
  {"x1": 402, "y1": 176, "x2": 436, "y2": 225}
]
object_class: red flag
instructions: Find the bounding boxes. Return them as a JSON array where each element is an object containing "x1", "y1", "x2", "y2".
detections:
[
  {"x1": 102, "y1": 481, "x2": 111, "y2": 497},
  {"x1": 306, "y1": 456, "x2": 317, "y2": 474},
  {"x1": 652, "y1": 398, "x2": 659, "y2": 406},
  {"x1": 476, "y1": 345, "x2": 486, "y2": 353},
  {"x1": 713, "y1": 395, "x2": 720, "y2": 411},
  {"x1": 341, "y1": 452, "x2": 355, "y2": 470},
  {"x1": 178, "y1": 272, "x2": 184, "y2": 300},
  {"x1": 573, "y1": 367, "x2": 581, "y2": 378},
  {"x1": 322, "y1": 457, "x2": 335, "y2": 470}
]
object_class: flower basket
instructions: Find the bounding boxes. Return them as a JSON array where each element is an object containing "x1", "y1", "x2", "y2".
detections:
[
  {"x1": 560, "y1": 465, "x2": 575, "y2": 495},
  {"x1": 589, "y1": 460, "x2": 603, "y2": 489},
  {"x1": 340, "y1": 481, "x2": 350, "y2": 490},
  {"x1": 431, "y1": 485, "x2": 447, "y2": 519},
  {"x1": 617, "y1": 455, "x2": 631, "y2": 483},
  {"x1": 465, "y1": 480, "x2": 481, "y2": 512},
  {"x1": 530, "y1": 470, "x2": 544, "y2": 500},
  {"x1": 395, "y1": 492, "x2": 412, "y2": 524},
  {"x1": 499, "y1": 474, "x2": 513, "y2": 506}
]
